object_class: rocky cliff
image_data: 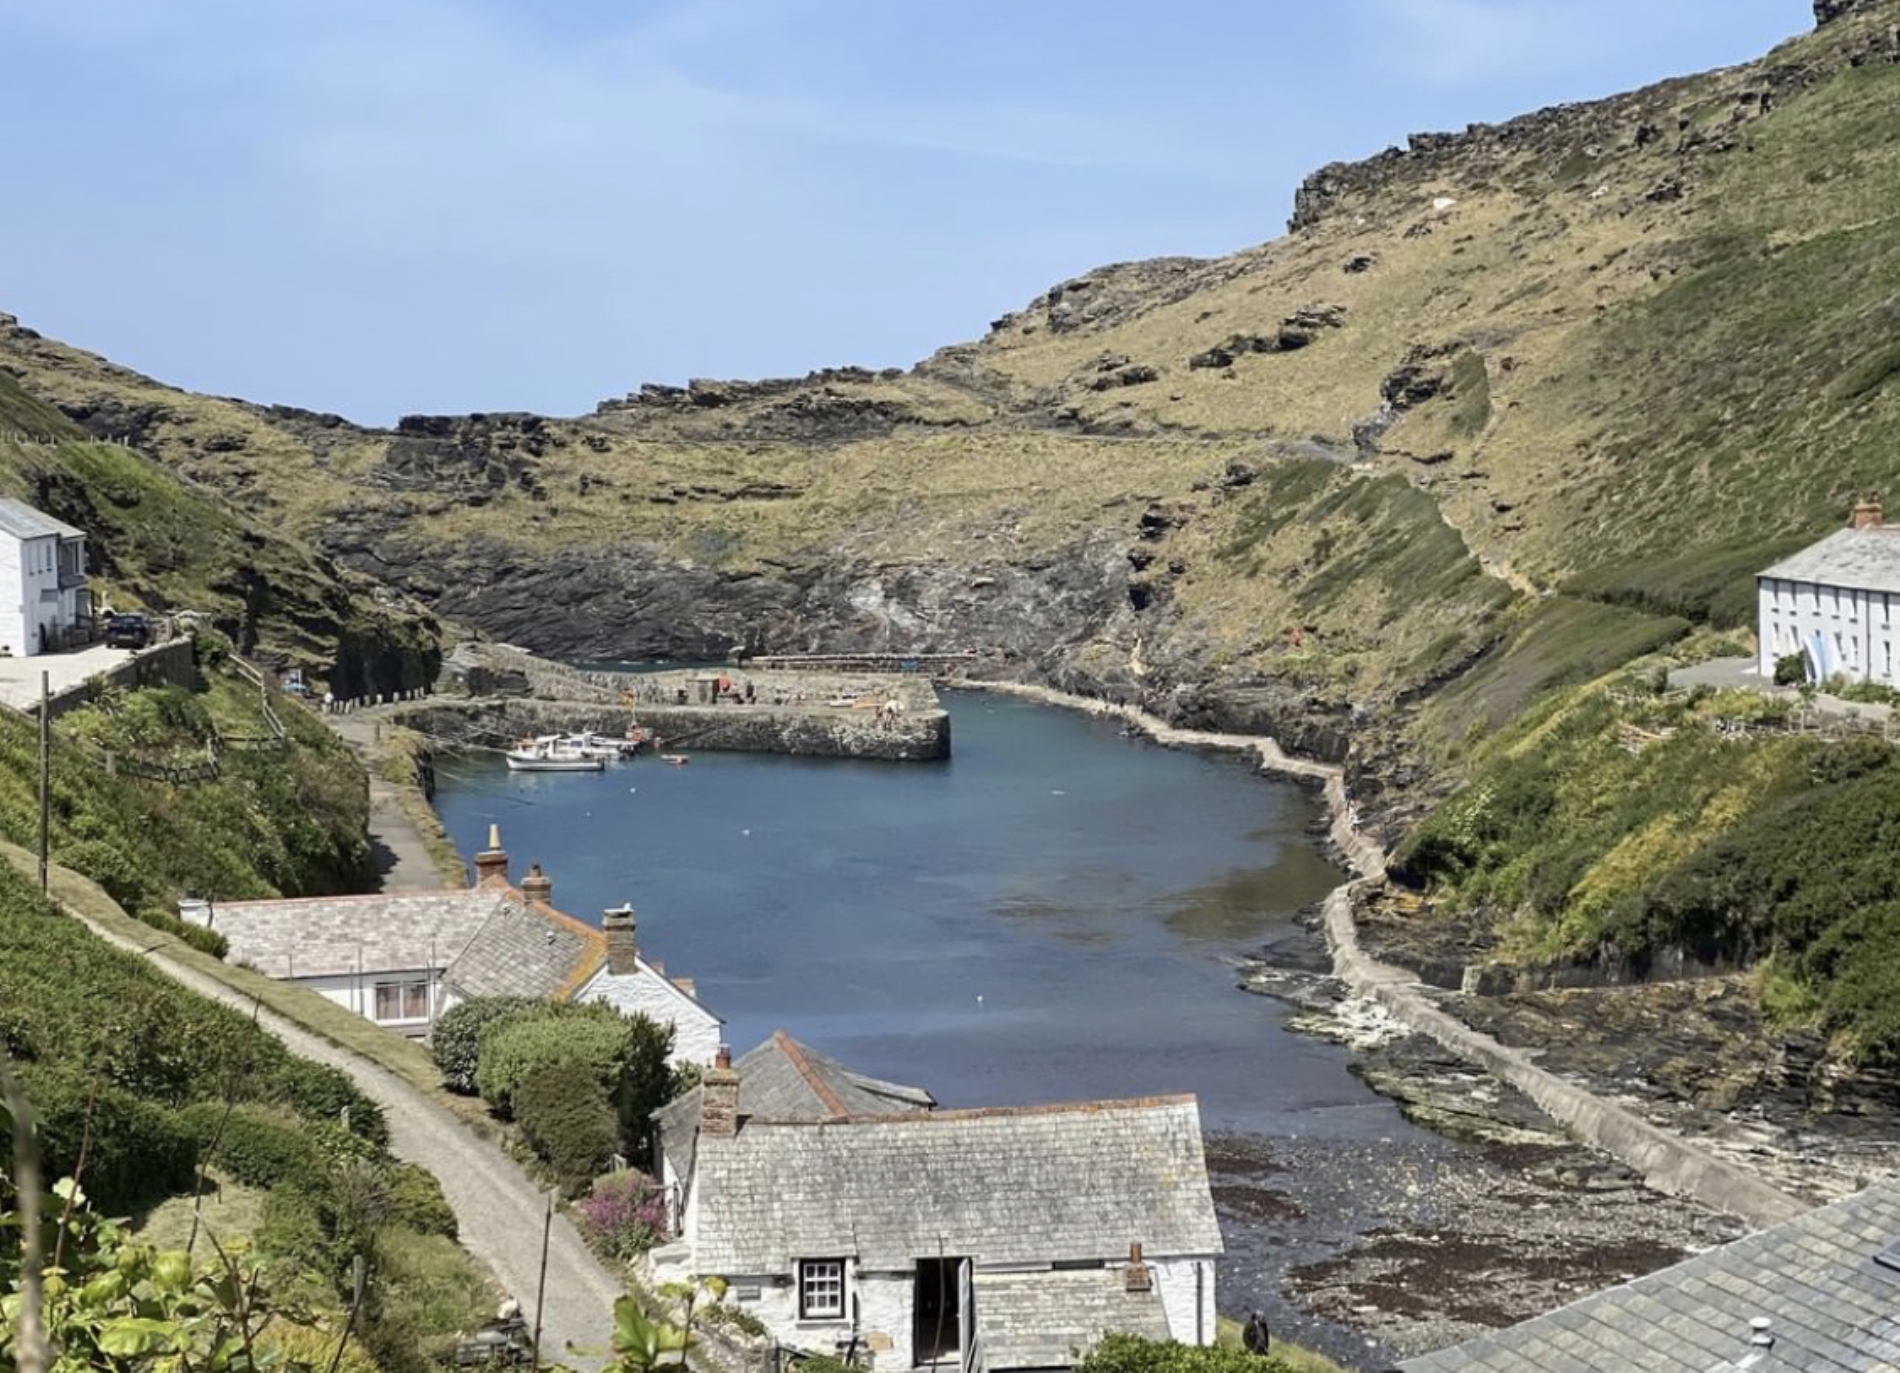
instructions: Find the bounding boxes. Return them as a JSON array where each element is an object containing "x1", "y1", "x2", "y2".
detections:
[{"x1": 3, "y1": 0, "x2": 1898, "y2": 779}]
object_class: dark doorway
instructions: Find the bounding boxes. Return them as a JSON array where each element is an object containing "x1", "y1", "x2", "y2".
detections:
[{"x1": 913, "y1": 1258, "x2": 966, "y2": 1366}]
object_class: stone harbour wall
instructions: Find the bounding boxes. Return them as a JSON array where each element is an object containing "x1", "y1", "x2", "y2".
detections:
[{"x1": 398, "y1": 695, "x2": 950, "y2": 762}]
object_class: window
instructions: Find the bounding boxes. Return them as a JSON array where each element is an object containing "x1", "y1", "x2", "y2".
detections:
[
  {"x1": 373, "y1": 979, "x2": 430, "y2": 1022},
  {"x1": 798, "y1": 1260, "x2": 845, "y2": 1320}
]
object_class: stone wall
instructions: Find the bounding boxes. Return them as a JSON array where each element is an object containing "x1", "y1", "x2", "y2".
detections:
[
  {"x1": 35, "y1": 637, "x2": 197, "y2": 721},
  {"x1": 399, "y1": 695, "x2": 950, "y2": 763}
]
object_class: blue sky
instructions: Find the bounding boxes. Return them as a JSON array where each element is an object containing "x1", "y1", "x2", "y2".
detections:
[{"x1": 1, "y1": 0, "x2": 1807, "y2": 423}]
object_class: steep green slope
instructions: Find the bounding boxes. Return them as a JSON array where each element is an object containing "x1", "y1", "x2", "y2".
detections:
[{"x1": 0, "y1": 368, "x2": 441, "y2": 696}]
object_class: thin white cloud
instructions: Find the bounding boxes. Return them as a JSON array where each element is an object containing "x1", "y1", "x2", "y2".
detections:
[{"x1": 1369, "y1": 0, "x2": 1602, "y2": 87}]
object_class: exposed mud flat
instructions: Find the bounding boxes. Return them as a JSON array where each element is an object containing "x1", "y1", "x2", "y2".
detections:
[{"x1": 1232, "y1": 922, "x2": 1749, "y2": 1365}]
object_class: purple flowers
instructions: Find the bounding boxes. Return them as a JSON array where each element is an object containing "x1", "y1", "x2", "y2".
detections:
[{"x1": 576, "y1": 1170, "x2": 670, "y2": 1259}]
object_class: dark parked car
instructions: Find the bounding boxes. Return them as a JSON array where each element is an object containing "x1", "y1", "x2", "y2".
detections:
[{"x1": 104, "y1": 612, "x2": 153, "y2": 649}]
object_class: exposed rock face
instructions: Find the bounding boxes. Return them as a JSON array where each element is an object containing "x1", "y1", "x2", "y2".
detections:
[{"x1": 1815, "y1": 0, "x2": 1886, "y2": 25}]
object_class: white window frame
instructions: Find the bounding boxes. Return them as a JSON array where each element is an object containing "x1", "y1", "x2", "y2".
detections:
[
  {"x1": 797, "y1": 1259, "x2": 846, "y2": 1321},
  {"x1": 373, "y1": 978, "x2": 431, "y2": 1023}
]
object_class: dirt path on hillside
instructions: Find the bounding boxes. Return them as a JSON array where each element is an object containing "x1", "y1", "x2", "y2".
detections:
[
  {"x1": 324, "y1": 709, "x2": 445, "y2": 892},
  {"x1": 58, "y1": 893, "x2": 622, "y2": 1368}
]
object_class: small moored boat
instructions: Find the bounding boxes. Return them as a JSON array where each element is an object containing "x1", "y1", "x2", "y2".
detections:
[{"x1": 505, "y1": 736, "x2": 606, "y2": 772}]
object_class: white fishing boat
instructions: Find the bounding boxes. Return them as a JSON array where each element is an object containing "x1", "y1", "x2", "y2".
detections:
[
  {"x1": 504, "y1": 736, "x2": 605, "y2": 772},
  {"x1": 558, "y1": 730, "x2": 646, "y2": 760}
]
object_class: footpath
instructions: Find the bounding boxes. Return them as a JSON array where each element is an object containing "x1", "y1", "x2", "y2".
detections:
[
  {"x1": 966, "y1": 680, "x2": 1809, "y2": 1229},
  {"x1": 324, "y1": 707, "x2": 453, "y2": 892},
  {"x1": 3, "y1": 851, "x2": 623, "y2": 1368}
]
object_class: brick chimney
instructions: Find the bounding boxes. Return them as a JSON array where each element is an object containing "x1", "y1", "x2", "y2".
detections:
[
  {"x1": 473, "y1": 824, "x2": 509, "y2": 887},
  {"x1": 602, "y1": 904, "x2": 639, "y2": 975},
  {"x1": 700, "y1": 1044, "x2": 741, "y2": 1138},
  {"x1": 520, "y1": 862, "x2": 553, "y2": 904},
  {"x1": 1124, "y1": 1242, "x2": 1152, "y2": 1293},
  {"x1": 1852, "y1": 493, "x2": 1885, "y2": 530}
]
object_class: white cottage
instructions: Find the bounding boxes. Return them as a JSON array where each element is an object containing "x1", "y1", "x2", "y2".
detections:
[
  {"x1": 202, "y1": 827, "x2": 722, "y2": 1064},
  {"x1": 652, "y1": 1035, "x2": 1223, "y2": 1371},
  {"x1": 0, "y1": 497, "x2": 90, "y2": 657},
  {"x1": 1759, "y1": 495, "x2": 1900, "y2": 686}
]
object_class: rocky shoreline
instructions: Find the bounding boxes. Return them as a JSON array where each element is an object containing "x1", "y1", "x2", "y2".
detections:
[{"x1": 954, "y1": 679, "x2": 1894, "y2": 1363}]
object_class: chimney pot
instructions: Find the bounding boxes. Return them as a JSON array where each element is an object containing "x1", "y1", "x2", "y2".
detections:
[
  {"x1": 700, "y1": 1043, "x2": 741, "y2": 1138},
  {"x1": 521, "y1": 862, "x2": 553, "y2": 903},
  {"x1": 602, "y1": 903, "x2": 639, "y2": 975},
  {"x1": 473, "y1": 824, "x2": 510, "y2": 887},
  {"x1": 1852, "y1": 493, "x2": 1884, "y2": 530}
]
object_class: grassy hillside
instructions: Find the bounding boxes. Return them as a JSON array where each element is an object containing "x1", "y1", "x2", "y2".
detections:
[
  {"x1": 0, "y1": 651, "x2": 372, "y2": 943},
  {"x1": 0, "y1": 369, "x2": 440, "y2": 697},
  {"x1": 3, "y1": 7, "x2": 1894, "y2": 717},
  {"x1": 3, "y1": 2, "x2": 1899, "y2": 1063},
  {"x1": 1392, "y1": 661, "x2": 1900, "y2": 1063},
  {"x1": 0, "y1": 861, "x2": 494, "y2": 1370}
]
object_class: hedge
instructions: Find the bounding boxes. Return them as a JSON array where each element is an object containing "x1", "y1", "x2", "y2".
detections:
[
  {"x1": 516, "y1": 1060, "x2": 621, "y2": 1196},
  {"x1": 431, "y1": 995, "x2": 539, "y2": 1094},
  {"x1": 474, "y1": 1007, "x2": 636, "y2": 1117}
]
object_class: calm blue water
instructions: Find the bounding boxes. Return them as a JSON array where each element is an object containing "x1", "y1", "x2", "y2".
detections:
[{"x1": 432, "y1": 691, "x2": 1406, "y2": 1138}]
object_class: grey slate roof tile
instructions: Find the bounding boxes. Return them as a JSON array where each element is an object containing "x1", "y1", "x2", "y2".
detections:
[
  {"x1": 0, "y1": 498, "x2": 83, "y2": 541},
  {"x1": 1399, "y1": 1182, "x2": 1900, "y2": 1372},
  {"x1": 691, "y1": 1096, "x2": 1222, "y2": 1273},
  {"x1": 656, "y1": 1031, "x2": 935, "y2": 1188},
  {"x1": 1762, "y1": 527, "x2": 1900, "y2": 595},
  {"x1": 445, "y1": 892, "x2": 604, "y2": 999},
  {"x1": 218, "y1": 890, "x2": 504, "y2": 979}
]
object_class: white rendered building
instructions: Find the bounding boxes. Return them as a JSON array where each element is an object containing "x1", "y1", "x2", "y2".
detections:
[
  {"x1": 1759, "y1": 495, "x2": 1900, "y2": 686},
  {"x1": 0, "y1": 498, "x2": 89, "y2": 657}
]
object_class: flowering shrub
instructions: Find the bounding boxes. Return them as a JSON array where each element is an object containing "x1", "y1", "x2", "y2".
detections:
[{"x1": 575, "y1": 1169, "x2": 669, "y2": 1261}]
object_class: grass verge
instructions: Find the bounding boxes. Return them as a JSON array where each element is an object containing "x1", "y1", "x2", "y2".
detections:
[{"x1": 0, "y1": 836, "x2": 495, "y2": 1134}]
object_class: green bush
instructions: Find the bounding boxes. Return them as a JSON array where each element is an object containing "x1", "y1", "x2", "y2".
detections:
[
  {"x1": 17, "y1": 1067, "x2": 198, "y2": 1213},
  {"x1": 431, "y1": 995, "x2": 539, "y2": 1094},
  {"x1": 474, "y1": 1004, "x2": 635, "y2": 1116},
  {"x1": 1775, "y1": 652, "x2": 1809, "y2": 686},
  {"x1": 385, "y1": 1163, "x2": 458, "y2": 1240},
  {"x1": 257, "y1": 1190, "x2": 335, "y2": 1273},
  {"x1": 180, "y1": 1103, "x2": 330, "y2": 1193},
  {"x1": 267, "y1": 1057, "x2": 389, "y2": 1146},
  {"x1": 1078, "y1": 1334, "x2": 1296, "y2": 1373},
  {"x1": 516, "y1": 1060, "x2": 622, "y2": 1195}
]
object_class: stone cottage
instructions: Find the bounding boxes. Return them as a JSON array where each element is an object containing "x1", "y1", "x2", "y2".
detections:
[
  {"x1": 651, "y1": 1034, "x2": 1223, "y2": 1371},
  {"x1": 199, "y1": 826, "x2": 721, "y2": 1063}
]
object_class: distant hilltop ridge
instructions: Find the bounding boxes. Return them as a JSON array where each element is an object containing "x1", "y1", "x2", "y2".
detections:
[{"x1": 1292, "y1": 0, "x2": 1899, "y2": 232}]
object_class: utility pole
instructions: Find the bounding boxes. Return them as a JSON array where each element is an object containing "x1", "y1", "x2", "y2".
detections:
[{"x1": 37, "y1": 670, "x2": 50, "y2": 896}]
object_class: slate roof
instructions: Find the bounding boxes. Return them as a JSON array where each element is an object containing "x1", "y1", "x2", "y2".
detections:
[
  {"x1": 0, "y1": 498, "x2": 83, "y2": 542},
  {"x1": 974, "y1": 1269, "x2": 1171, "y2": 1371},
  {"x1": 655, "y1": 1031, "x2": 934, "y2": 1185},
  {"x1": 690, "y1": 1095, "x2": 1223, "y2": 1272},
  {"x1": 216, "y1": 884, "x2": 606, "y2": 999},
  {"x1": 216, "y1": 890, "x2": 504, "y2": 979},
  {"x1": 1761, "y1": 527, "x2": 1900, "y2": 595},
  {"x1": 444, "y1": 893, "x2": 605, "y2": 1000},
  {"x1": 1400, "y1": 1181, "x2": 1900, "y2": 1372}
]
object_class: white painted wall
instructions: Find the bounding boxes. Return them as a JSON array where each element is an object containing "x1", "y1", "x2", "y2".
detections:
[
  {"x1": 1151, "y1": 1257, "x2": 1218, "y2": 1348},
  {"x1": 273, "y1": 968, "x2": 445, "y2": 1038},
  {"x1": 718, "y1": 1264, "x2": 909, "y2": 1363},
  {"x1": 1759, "y1": 575, "x2": 1900, "y2": 685},
  {"x1": 0, "y1": 533, "x2": 62, "y2": 658},
  {"x1": 575, "y1": 960, "x2": 722, "y2": 1067}
]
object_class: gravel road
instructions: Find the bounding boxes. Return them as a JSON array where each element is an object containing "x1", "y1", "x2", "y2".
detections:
[{"x1": 74, "y1": 916, "x2": 621, "y2": 1368}]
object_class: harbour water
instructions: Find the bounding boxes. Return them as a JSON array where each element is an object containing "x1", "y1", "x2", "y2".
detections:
[{"x1": 433, "y1": 688, "x2": 1443, "y2": 1357}]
